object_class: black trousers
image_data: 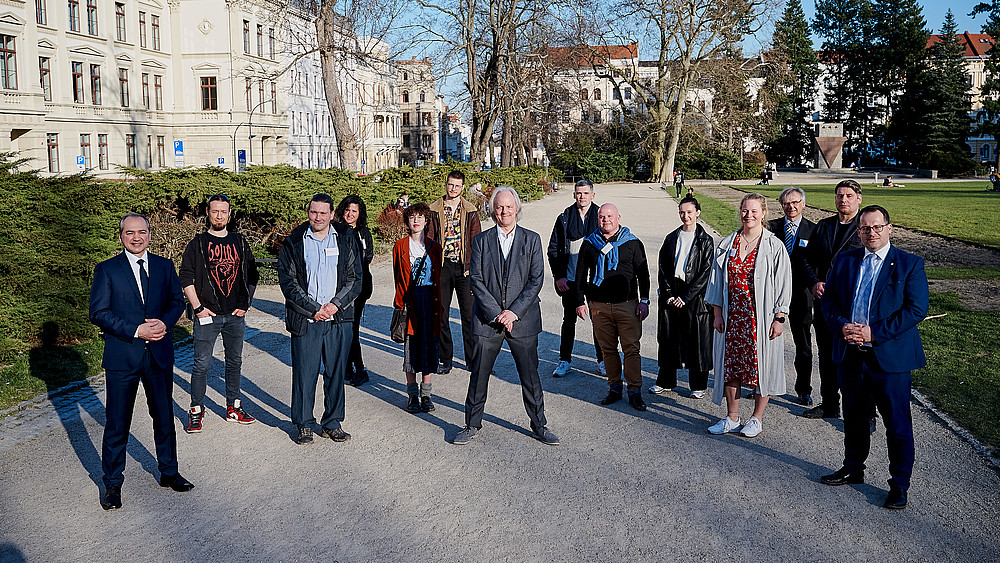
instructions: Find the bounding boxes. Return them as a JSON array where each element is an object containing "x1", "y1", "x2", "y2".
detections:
[
  {"x1": 839, "y1": 347, "x2": 914, "y2": 490},
  {"x1": 558, "y1": 280, "x2": 602, "y2": 363},
  {"x1": 790, "y1": 298, "x2": 814, "y2": 396},
  {"x1": 465, "y1": 330, "x2": 546, "y2": 431},
  {"x1": 813, "y1": 301, "x2": 841, "y2": 412},
  {"x1": 102, "y1": 348, "x2": 177, "y2": 488},
  {"x1": 348, "y1": 296, "x2": 368, "y2": 373},
  {"x1": 439, "y1": 259, "x2": 475, "y2": 366}
]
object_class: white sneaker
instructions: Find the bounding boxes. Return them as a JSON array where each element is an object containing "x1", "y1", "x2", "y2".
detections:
[
  {"x1": 648, "y1": 385, "x2": 669, "y2": 395},
  {"x1": 690, "y1": 389, "x2": 706, "y2": 399},
  {"x1": 741, "y1": 416, "x2": 763, "y2": 437},
  {"x1": 552, "y1": 360, "x2": 572, "y2": 377},
  {"x1": 708, "y1": 416, "x2": 742, "y2": 435},
  {"x1": 596, "y1": 361, "x2": 606, "y2": 376}
]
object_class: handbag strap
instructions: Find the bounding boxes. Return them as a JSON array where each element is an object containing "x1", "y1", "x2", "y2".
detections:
[{"x1": 403, "y1": 240, "x2": 430, "y2": 303}]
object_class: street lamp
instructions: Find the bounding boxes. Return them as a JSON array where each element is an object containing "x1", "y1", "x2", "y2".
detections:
[{"x1": 246, "y1": 97, "x2": 274, "y2": 167}]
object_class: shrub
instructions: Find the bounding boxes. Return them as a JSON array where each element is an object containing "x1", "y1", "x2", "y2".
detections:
[{"x1": 678, "y1": 147, "x2": 763, "y2": 180}]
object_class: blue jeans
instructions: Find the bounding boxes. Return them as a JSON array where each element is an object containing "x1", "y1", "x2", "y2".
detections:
[
  {"x1": 290, "y1": 321, "x2": 350, "y2": 430},
  {"x1": 191, "y1": 314, "x2": 246, "y2": 408}
]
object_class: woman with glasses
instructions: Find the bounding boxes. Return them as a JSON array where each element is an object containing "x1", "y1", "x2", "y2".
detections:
[
  {"x1": 336, "y1": 195, "x2": 374, "y2": 386},
  {"x1": 392, "y1": 202, "x2": 443, "y2": 413},
  {"x1": 705, "y1": 193, "x2": 792, "y2": 438}
]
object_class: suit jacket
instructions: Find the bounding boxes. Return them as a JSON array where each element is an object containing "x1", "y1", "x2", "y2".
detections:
[
  {"x1": 820, "y1": 245, "x2": 928, "y2": 374},
  {"x1": 768, "y1": 216, "x2": 816, "y2": 310},
  {"x1": 89, "y1": 252, "x2": 185, "y2": 372},
  {"x1": 801, "y1": 214, "x2": 862, "y2": 290},
  {"x1": 469, "y1": 225, "x2": 544, "y2": 338}
]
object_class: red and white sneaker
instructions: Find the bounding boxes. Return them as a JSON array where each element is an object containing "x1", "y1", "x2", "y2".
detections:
[
  {"x1": 226, "y1": 400, "x2": 256, "y2": 425},
  {"x1": 186, "y1": 406, "x2": 204, "y2": 433}
]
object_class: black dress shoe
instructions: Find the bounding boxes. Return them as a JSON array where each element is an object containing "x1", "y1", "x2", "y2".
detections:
[
  {"x1": 803, "y1": 405, "x2": 840, "y2": 419},
  {"x1": 406, "y1": 395, "x2": 422, "y2": 413},
  {"x1": 159, "y1": 473, "x2": 195, "y2": 492},
  {"x1": 798, "y1": 394, "x2": 813, "y2": 406},
  {"x1": 884, "y1": 486, "x2": 907, "y2": 510},
  {"x1": 600, "y1": 390, "x2": 623, "y2": 405},
  {"x1": 349, "y1": 369, "x2": 370, "y2": 387},
  {"x1": 436, "y1": 362, "x2": 452, "y2": 375},
  {"x1": 101, "y1": 486, "x2": 122, "y2": 510},
  {"x1": 628, "y1": 393, "x2": 647, "y2": 411},
  {"x1": 820, "y1": 467, "x2": 864, "y2": 486}
]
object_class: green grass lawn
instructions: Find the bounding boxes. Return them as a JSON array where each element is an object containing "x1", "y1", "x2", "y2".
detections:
[
  {"x1": 745, "y1": 182, "x2": 1000, "y2": 249},
  {"x1": 925, "y1": 266, "x2": 1000, "y2": 280},
  {"x1": 694, "y1": 192, "x2": 742, "y2": 236}
]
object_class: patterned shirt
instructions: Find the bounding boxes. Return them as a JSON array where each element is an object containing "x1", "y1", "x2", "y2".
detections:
[{"x1": 442, "y1": 204, "x2": 462, "y2": 261}]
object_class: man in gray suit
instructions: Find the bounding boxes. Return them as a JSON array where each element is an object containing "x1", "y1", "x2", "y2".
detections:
[{"x1": 454, "y1": 186, "x2": 559, "y2": 446}]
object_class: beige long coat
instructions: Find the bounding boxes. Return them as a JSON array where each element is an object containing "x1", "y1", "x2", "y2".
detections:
[{"x1": 705, "y1": 229, "x2": 792, "y2": 405}]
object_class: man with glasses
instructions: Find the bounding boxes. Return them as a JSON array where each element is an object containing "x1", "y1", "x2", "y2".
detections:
[
  {"x1": 767, "y1": 187, "x2": 816, "y2": 406},
  {"x1": 800, "y1": 180, "x2": 863, "y2": 420},
  {"x1": 819, "y1": 205, "x2": 927, "y2": 510},
  {"x1": 179, "y1": 194, "x2": 260, "y2": 433},
  {"x1": 547, "y1": 179, "x2": 603, "y2": 377}
]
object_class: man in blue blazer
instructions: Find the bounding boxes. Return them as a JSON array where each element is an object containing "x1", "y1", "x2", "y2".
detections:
[
  {"x1": 89, "y1": 213, "x2": 191, "y2": 510},
  {"x1": 454, "y1": 187, "x2": 558, "y2": 446},
  {"x1": 819, "y1": 205, "x2": 928, "y2": 510}
]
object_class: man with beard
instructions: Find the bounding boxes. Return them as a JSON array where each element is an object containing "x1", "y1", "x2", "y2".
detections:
[{"x1": 179, "y1": 194, "x2": 260, "y2": 433}]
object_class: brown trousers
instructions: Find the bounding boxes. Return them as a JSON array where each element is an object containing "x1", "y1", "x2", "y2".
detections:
[{"x1": 589, "y1": 299, "x2": 643, "y2": 391}]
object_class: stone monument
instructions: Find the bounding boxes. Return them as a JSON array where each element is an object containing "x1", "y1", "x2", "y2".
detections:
[{"x1": 814, "y1": 122, "x2": 846, "y2": 170}]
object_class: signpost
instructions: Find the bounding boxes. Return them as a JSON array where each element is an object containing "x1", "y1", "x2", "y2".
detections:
[
  {"x1": 217, "y1": 157, "x2": 225, "y2": 167},
  {"x1": 174, "y1": 140, "x2": 184, "y2": 167},
  {"x1": 76, "y1": 155, "x2": 85, "y2": 173},
  {"x1": 237, "y1": 150, "x2": 246, "y2": 172}
]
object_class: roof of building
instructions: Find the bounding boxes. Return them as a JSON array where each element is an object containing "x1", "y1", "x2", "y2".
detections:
[
  {"x1": 545, "y1": 43, "x2": 638, "y2": 67},
  {"x1": 926, "y1": 32, "x2": 993, "y2": 58}
]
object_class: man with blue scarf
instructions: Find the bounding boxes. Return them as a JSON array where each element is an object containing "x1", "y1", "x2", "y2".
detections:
[{"x1": 574, "y1": 204, "x2": 651, "y2": 411}]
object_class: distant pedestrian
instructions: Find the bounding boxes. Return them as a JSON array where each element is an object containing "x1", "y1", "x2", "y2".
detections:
[
  {"x1": 705, "y1": 193, "x2": 791, "y2": 438},
  {"x1": 425, "y1": 170, "x2": 482, "y2": 375},
  {"x1": 575, "y1": 204, "x2": 651, "y2": 412},
  {"x1": 179, "y1": 194, "x2": 260, "y2": 433},
  {"x1": 454, "y1": 186, "x2": 558, "y2": 446},
  {"x1": 336, "y1": 195, "x2": 374, "y2": 387},
  {"x1": 277, "y1": 193, "x2": 363, "y2": 446},
  {"x1": 674, "y1": 171, "x2": 685, "y2": 198},
  {"x1": 393, "y1": 202, "x2": 443, "y2": 413},
  {"x1": 547, "y1": 179, "x2": 603, "y2": 378},
  {"x1": 653, "y1": 197, "x2": 714, "y2": 398}
]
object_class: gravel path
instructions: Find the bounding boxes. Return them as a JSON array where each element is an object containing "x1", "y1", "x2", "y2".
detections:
[{"x1": 1, "y1": 182, "x2": 998, "y2": 562}]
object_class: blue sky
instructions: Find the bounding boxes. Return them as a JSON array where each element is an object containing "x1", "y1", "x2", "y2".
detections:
[{"x1": 801, "y1": 1, "x2": 981, "y2": 37}]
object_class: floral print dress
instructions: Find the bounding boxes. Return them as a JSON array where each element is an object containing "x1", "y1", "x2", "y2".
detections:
[{"x1": 723, "y1": 232, "x2": 760, "y2": 387}]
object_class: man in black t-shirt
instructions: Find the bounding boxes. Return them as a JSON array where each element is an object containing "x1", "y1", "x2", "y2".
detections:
[{"x1": 178, "y1": 194, "x2": 260, "y2": 433}]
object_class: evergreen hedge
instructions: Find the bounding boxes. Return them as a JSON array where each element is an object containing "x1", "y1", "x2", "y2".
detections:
[{"x1": 0, "y1": 155, "x2": 557, "y2": 361}]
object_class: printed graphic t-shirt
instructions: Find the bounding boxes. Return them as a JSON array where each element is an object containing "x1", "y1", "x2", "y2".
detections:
[{"x1": 205, "y1": 232, "x2": 245, "y2": 314}]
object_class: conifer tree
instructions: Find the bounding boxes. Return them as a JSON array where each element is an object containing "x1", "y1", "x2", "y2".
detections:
[
  {"x1": 973, "y1": 0, "x2": 1000, "y2": 167},
  {"x1": 767, "y1": 0, "x2": 820, "y2": 166}
]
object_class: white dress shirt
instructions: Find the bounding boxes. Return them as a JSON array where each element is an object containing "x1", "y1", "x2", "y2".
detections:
[
  {"x1": 124, "y1": 250, "x2": 149, "y2": 302},
  {"x1": 497, "y1": 225, "x2": 517, "y2": 260}
]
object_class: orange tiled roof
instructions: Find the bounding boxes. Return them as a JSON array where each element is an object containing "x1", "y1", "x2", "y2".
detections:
[
  {"x1": 926, "y1": 32, "x2": 993, "y2": 57},
  {"x1": 545, "y1": 43, "x2": 638, "y2": 67}
]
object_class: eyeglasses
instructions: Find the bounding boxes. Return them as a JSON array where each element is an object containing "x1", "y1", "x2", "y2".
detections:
[
  {"x1": 780, "y1": 200, "x2": 802, "y2": 206},
  {"x1": 857, "y1": 224, "x2": 889, "y2": 234}
]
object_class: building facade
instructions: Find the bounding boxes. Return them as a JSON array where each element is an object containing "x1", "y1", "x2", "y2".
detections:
[{"x1": 396, "y1": 57, "x2": 443, "y2": 166}]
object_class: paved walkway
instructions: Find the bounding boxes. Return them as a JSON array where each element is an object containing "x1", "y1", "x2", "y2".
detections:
[{"x1": 1, "y1": 183, "x2": 998, "y2": 562}]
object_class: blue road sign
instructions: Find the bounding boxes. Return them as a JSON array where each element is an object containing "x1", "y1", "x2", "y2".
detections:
[
  {"x1": 218, "y1": 158, "x2": 225, "y2": 165},
  {"x1": 174, "y1": 140, "x2": 183, "y2": 156},
  {"x1": 76, "y1": 156, "x2": 85, "y2": 165}
]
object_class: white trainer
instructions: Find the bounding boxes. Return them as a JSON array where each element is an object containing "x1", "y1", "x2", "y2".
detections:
[
  {"x1": 552, "y1": 360, "x2": 572, "y2": 377},
  {"x1": 648, "y1": 385, "x2": 669, "y2": 395},
  {"x1": 708, "y1": 416, "x2": 742, "y2": 435},
  {"x1": 596, "y1": 361, "x2": 606, "y2": 376},
  {"x1": 690, "y1": 389, "x2": 706, "y2": 399},
  {"x1": 741, "y1": 416, "x2": 763, "y2": 437}
]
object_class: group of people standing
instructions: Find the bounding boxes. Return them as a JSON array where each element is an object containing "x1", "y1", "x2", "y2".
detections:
[{"x1": 87, "y1": 173, "x2": 927, "y2": 513}]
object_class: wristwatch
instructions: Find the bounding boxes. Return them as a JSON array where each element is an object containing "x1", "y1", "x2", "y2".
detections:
[
  {"x1": 774, "y1": 316, "x2": 785, "y2": 324},
  {"x1": 193, "y1": 305, "x2": 205, "y2": 315}
]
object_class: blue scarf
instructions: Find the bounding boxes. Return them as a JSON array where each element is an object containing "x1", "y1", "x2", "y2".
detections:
[{"x1": 585, "y1": 226, "x2": 638, "y2": 286}]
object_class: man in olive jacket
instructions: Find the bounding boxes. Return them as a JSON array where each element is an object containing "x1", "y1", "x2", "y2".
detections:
[{"x1": 277, "y1": 194, "x2": 362, "y2": 446}]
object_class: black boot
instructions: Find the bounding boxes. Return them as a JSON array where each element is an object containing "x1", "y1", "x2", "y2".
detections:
[{"x1": 406, "y1": 395, "x2": 421, "y2": 413}]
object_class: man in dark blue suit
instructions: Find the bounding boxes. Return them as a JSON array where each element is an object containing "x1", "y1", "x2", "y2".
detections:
[
  {"x1": 819, "y1": 205, "x2": 928, "y2": 510},
  {"x1": 89, "y1": 213, "x2": 191, "y2": 510}
]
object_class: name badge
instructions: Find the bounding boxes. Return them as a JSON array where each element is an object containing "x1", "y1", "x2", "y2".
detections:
[
  {"x1": 198, "y1": 316, "x2": 213, "y2": 326},
  {"x1": 324, "y1": 246, "x2": 339, "y2": 257},
  {"x1": 798, "y1": 239, "x2": 808, "y2": 247},
  {"x1": 729, "y1": 247, "x2": 738, "y2": 257},
  {"x1": 601, "y1": 243, "x2": 613, "y2": 255}
]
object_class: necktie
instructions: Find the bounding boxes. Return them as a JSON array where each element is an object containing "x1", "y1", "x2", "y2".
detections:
[
  {"x1": 784, "y1": 221, "x2": 796, "y2": 255},
  {"x1": 137, "y1": 258, "x2": 149, "y2": 305},
  {"x1": 851, "y1": 254, "x2": 877, "y2": 325}
]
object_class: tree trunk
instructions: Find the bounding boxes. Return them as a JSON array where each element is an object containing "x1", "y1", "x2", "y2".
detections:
[{"x1": 316, "y1": 10, "x2": 359, "y2": 172}]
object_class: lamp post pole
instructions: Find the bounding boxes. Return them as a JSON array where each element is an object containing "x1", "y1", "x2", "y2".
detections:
[{"x1": 247, "y1": 97, "x2": 274, "y2": 166}]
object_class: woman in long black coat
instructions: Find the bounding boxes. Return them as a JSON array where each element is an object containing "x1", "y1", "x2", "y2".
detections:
[
  {"x1": 336, "y1": 195, "x2": 375, "y2": 386},
  {"x1": 652, "y1": 196, "x2": 715, "y2": 398}
]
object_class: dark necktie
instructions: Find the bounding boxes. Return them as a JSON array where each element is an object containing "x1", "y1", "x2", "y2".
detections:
[
  {"x1": 784, "y1": 221, "x2": 796, "y2": 255},
  {"x1": 137, "y1": 258, "x2": 149, "y2": 305}
]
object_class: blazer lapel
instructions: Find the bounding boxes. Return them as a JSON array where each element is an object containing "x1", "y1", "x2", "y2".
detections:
[
  {"x1": 870, "y1": 246, "x2": 897, "y2": 307},
  {"x1": 844, "y1": 252, "x2": 862, "y2": 311},
  {"x1": 116, "y1": 252, "x2": 144, "y2": 307},
  {"x1": 487, "y1": 228, "x2": 502, "y2": 284}
]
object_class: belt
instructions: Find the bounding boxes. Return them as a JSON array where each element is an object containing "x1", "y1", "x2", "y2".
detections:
[{"x1": 445, "y1": 256, "x2": 462, "y2": 264}]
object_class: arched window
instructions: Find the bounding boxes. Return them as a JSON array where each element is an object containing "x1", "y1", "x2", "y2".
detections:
[
  {"x1": 982, "y1": 144, "x2": 991, "y2": 161},
  {"x1": 593, "y1": 88, "x2": 601, "y2": 100},
  {"x1": 419, "y1": 91, "x2": 426, "y2": 102},
  {"x1": 581, "y1": 89, "x2": 588, "y2": 101},
  {"x1": 402, "y1": 90, "x2": 409, "y2": 103}
]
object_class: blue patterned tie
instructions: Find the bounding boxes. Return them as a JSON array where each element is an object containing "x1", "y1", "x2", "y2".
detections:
[
  {"x1": 784, "y1": 221, "x2": 796, "y2": 255},
  {"x1": 851, "y1": 254, "x2": 877, "y2": 325}
]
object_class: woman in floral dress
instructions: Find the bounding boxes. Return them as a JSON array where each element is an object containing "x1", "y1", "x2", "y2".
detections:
[{"x1": 705, "y1": 193, "x2": 792, "y2": 438}]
